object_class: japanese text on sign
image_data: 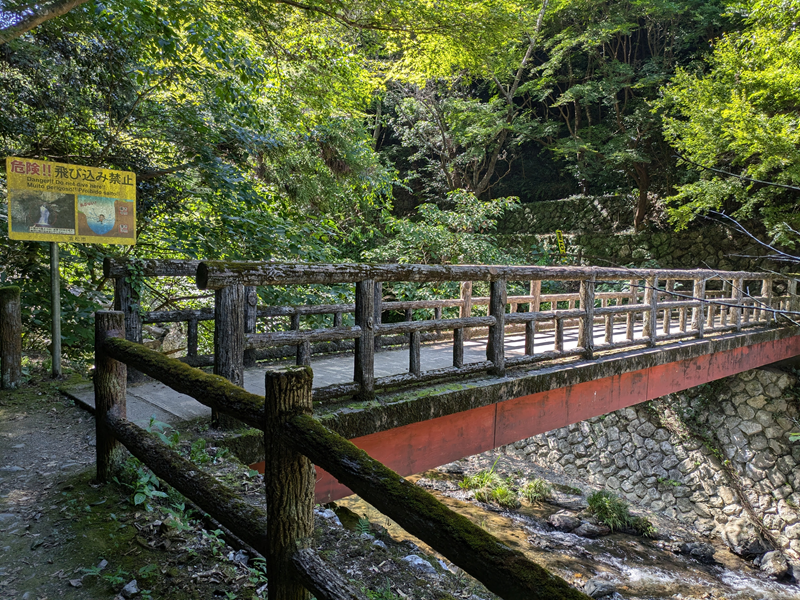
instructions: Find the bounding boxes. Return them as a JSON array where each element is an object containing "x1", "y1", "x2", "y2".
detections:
[{"x1": 6, "y1": 157, "x2": 136, "y2": 245}]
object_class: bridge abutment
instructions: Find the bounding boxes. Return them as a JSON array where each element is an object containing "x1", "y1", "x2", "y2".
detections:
[{"x1": 510, "y1": 366, "x2": 800, "y2": 565}]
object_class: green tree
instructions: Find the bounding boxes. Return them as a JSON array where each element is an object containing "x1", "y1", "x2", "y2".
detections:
[
  {"x1": 531, "y1": 0, "x2": 728, "y2": 229},
  {"x1": 659, "y1": 0, "x2": 800, "y2": 244}
]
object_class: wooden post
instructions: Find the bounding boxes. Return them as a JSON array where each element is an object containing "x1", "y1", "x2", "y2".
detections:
[
  {"x1": 296, "y1": 341, "x2": 311, "y2": 367},
  {"x1": 187, "y1": 318, "x2": 199, "y2": 358},
  {"x1": 733, "y1": 278, "x2": 744, "y2": 330},
  {"x1": 626, "y1": 279, "x2": 636, "y2": 341},
  {"x1": 0, "y1": 286, "x2": 22, "y2": 390},
  {"x1": 244, "y1": 286, "x2": 258, "y2": 368},
  {"x1": 373, "y1": 282, "x2": 383, "y2": 351},
  {"x1": 554, "y1": 316, "x2": 564, "y2": 352},
  {"x1": 761, "y1": 278, "x2": 773, "y2": 325},
  {"x1": 578, "y1": 275, "x2": 595, "y2": 359},
  {"x1": 409, "y1": 331, "x2": 421, "y2": 376},
  {"x1": 354, "y1": 279, "x2": 375, "y2": 400},
  {"x1": 662, "y1": 279, "x2": 674, "y2": 334},
  {"x1": 692, "y1": 278, "x2": 706, "y2": 338},
  {"x1": 525, "y1": 320, "x2": 535, "y2": 355},
  {"x1": 643, "y1": 275, "x2": 658, "y2": 347},
  {"x1": 50, "y1": 242, "x2": 61, "y2": 378},
  {"x1": 95, "y1": 311, "x2": 127, "y2": 482},
  {"x1": 789, "y1": 277, "x2": 799, "y2": 314},
  {"x1": 114, "y1": 275, "x2": 144, "y2": 382},
  {"x1": 404, "y1": 307, "x2": 413, "y2": 345},
  {"x1": 460, "y1": 281, "x2": 473, "y2": 339},
  {"x1": 214, "y1": 284, "x2": 245, "y2": 427},
  {"x1": 530, "y1": 280, "x2": 541, "y2": 335},
  {"x1": 264, "y1": 367, "x2": 314, "y2": 600},
  {"x1": 453, "y1": 327, "x2": 464, "y2": 368},
  {"x1": 487, "y1": 279, "x2": 506, "y2": 376}
]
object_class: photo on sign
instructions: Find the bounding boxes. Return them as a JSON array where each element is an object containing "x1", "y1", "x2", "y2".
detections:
[
  {"x1": 8, "y1": 190, "x2": 76, "y2": 235},
  {"x1": 77, "y1": 195, "x2": 135, "y2": 239}
]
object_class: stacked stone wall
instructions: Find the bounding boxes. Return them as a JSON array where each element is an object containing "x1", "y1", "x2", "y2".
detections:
[
  {"x1": 496, "y1": 195, "x2": 634, "y2": 235},
  {"x1": 509, "y1": 368, "x2": 800, "y2": 564}
]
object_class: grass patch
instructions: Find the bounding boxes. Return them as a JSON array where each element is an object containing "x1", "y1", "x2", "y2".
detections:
[
  {"x1": 520, "y1": 478, "x2": 552, "y2": 503},
  {"x1": 459, "y1": 460, "x2": 502, "y2": 491},
  {"x1": 587, "y1": 490, "x2": 656, "y2": 537}
]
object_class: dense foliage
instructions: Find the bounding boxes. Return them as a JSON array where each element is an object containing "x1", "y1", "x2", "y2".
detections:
[{"x1": 1, "y1": 0, "x2": 797, "y2": 357}]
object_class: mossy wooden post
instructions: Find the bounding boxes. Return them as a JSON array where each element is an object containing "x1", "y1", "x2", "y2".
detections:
[
  {"x1": 578, "y1": 274, "x2": 595, "y2": 359},
  {"x1": 487, "y1": 279, "x2": 506, "y2": 376},
  {"x1": 0, "y1": 286, "x2": 22, "y2": 389},
  {"x1": 95, "y1": 311, "x2": 127, "y2": 482},
  {"x1": 264, "y1": 367, "x2": 314, "y2": 600},
  {"x1": 460, "y1": 281, "x2": 473, "y2": 339},
  {"x1": 761, "y1": 278, "x2": 773, "y2": 325},
  {"x1": 529, "y1": 279, "x2": 541, "y2": 333},
  {"x1": 354, "y1": 279, "x2": 374, "y2": 400},
  {"x1": 114, "y1": 276, "x2": 144, "y2": 382},
  {"x1": 244, "y1": 286, "x2": 258, "y2": 367},
  {"x1": 733, "y1": 277, "x2": 744, "y2": 330},
  {"x1": 214, "y1": 284, "x2": 244, "y2": 427}
]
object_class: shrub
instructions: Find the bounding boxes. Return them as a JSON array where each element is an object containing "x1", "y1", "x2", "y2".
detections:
[
  {"x1": 587, "y1": 490, "x2": 656, "y2": 537},
  {"x1": 520, "y1": 478, "x2": 552, "y2": 503}
]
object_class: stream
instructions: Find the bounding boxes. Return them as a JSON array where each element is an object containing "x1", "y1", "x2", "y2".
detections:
[{"x1": 336, "y1": 464, "x2": 800, "y2": 600}]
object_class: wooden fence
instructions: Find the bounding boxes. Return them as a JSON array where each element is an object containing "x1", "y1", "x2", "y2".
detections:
[
  {"x1": 106, "y1": 260, "x2": 797, "y2": 402},
  {"x1": 94, "y1": 310, "x2": 590, "y2": 600}
]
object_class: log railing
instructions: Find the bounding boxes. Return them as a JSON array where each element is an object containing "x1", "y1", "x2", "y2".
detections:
[
  {"x1": 106, "y1": 259, "x2": 797, "y2": 402},
  {"x1": 195, "y1": 262, "x2": 795, "y2": 402},
  {"x1": 94, "y1": 310, "x2": 590, "y2": 600}
]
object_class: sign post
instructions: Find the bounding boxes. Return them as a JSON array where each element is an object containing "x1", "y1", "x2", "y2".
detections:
[
  {"x1": 50, "y1": 242, "x2": 61, "y2": 377},
  {"x1": 6, "y1": 157, "x2": 136, "y2": 377}
]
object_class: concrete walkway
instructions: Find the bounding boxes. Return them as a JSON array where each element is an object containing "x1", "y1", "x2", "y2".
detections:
[{"x1": 63, "y1": 322, "x2": 638, "y2": 426}]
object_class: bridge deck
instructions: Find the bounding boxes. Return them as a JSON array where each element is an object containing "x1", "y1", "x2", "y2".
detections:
[{"x1": 66, "y1": 320, "x2": 639, "y2": 425}]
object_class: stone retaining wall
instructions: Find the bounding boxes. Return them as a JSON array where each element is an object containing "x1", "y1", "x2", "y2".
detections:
[
  {"x1": 509, "y1": 367, "x2": 800, "y2": 564},
  {"x1": 496, "y1": 195, "x2": 634, "y2": 235},
  {"x1": 497, "y1": 226, "x2": 775, "y2": 272}
]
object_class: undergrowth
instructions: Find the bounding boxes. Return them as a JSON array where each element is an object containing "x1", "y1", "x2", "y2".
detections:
[{"x1": 587, "y1": 490, "x2": 656, "y2": 537}]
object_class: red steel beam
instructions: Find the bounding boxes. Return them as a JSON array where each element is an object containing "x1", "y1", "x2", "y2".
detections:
[{"x1": 305, "y1": 334, "x2": 800, "y2": 502}]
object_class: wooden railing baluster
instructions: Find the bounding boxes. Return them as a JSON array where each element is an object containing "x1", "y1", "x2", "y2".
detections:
[
  {"x1": 453, "y1": 327, "x2": 464, "y2": 367},
  {"x1": 355, "y1": 279, "x2": 375, "y2": 400},
  {"x1": 187, "y1": 317, "x2": 199, "y2": 358},
  {"x1": 460, "y1": 281, "x2": 473, "y2": 339},
  {"x1": 487, "y1": 279, "x2": 506, "y2": 376},
  {"x1": 644, "y1": 275, "x2": 659, "y2": 346},
  {"x1": 693, "y1": 278, "x2": 706, "y2": 338},
  {"x1": 579, "y1": 274, "x2": 595, "y2": 359},
  {"x1": 554, "y1": 316, "x2": 564, "y2": 353},
  {"x1": 410, "y1": 331, "x2": 421, "y2": 376},
  {"x1": 244, "y1": 286, "x2": 258, "y2": 368}
]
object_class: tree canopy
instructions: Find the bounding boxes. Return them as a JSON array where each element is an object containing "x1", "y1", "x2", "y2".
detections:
[{"x1": 1, "y1": 0, "x2": 798, "y2": 354}]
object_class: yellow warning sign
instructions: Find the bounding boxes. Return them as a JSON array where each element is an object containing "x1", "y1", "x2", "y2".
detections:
[
  {"x1": 6, "y1": 157, "x2": 136, "y2": 245},
  {"x1": 555, "y1": 229, "x2": 566, "y2": 255}
]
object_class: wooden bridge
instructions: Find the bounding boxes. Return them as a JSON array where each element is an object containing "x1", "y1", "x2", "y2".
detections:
[
  {"x1": 92, "y1": 259, "x2": 800, "y2": 600},
  {"x1": 102, "y1": 259, "x2": 800, "y2": 502}
]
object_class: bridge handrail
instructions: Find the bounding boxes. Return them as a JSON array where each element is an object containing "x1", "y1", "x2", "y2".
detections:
[
  {"x1": 104, "y1": 258, "x2": 797, "y2": 401},
  {"x1": 94, "y1": 311, "x2": 590, "y2": 600}
]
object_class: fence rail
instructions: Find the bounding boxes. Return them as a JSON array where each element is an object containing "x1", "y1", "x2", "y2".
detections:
[
  {"x1": 105, "y1": 259, "x2": 798, "y2": 403},
  {"x1": 94, "y1": 310, "x2": 590, "y2": 600}
]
